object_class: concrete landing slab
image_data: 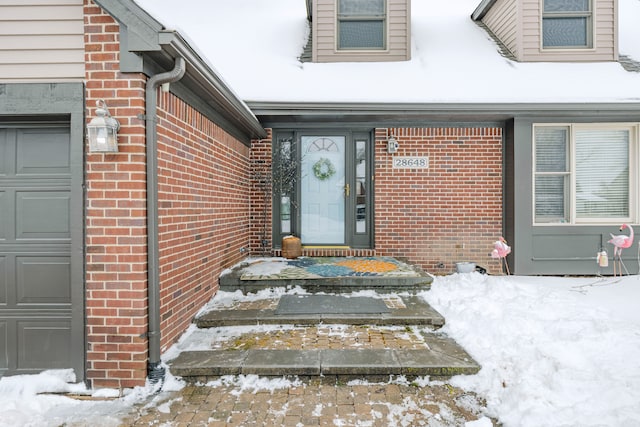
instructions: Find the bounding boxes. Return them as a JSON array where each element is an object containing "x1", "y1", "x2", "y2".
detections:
[
  {"x1": 195, "y1": 295, "x2": 445, "y2": 328},
  {"x1": 170, "y1": 350, "x2": 248, "y2": 376},
  {"x1": 397, "y1": 349, "x2": 479, "y2": 376},
  {"x1": 170, "y1": 334, "x2": 481, "y2": 379},
  {"x1": 243, "y1": 350, "x2": 320, "y2": 376},
  {"x1": 219, "y1": 257, "x2": 433, "y2": 294},
  {"x1": 320, "y1": 349, "x2": 400, "y2": 376},
  {"x1": 276, "y1": 295, "x2": 390, "y2": 315}
]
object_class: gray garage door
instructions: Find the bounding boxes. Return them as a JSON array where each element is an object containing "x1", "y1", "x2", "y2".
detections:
[{"x1": 0, "y1": 123, "x2": 84, "y2": 378}]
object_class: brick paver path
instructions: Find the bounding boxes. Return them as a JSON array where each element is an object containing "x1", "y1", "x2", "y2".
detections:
[
  {"x1": 121, "y1": 294, "x2": 493, "y2": 426},
  {"x1": 122, "y1": 377, "x2": 492, "y2": 426}
]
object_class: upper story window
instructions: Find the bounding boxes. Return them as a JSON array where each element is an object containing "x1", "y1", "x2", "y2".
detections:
[
  {"x1": 338, "y1": 0, "x2": 386, "y2": 50},
  {"x1": 542, "y1": 0, "x2": 593, "y2": 49},
  {"x1": 533, "y1": 124, "x2": 637, "y2": 225}
]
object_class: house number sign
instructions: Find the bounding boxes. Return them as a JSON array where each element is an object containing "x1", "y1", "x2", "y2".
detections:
[{"x1": 392, "y1": 156, "x2": 429, "y2": 169}]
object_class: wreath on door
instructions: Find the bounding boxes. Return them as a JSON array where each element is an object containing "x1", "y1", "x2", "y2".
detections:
[{"x1": 312, "y1": 157, "x2": 336, "y2": 181}]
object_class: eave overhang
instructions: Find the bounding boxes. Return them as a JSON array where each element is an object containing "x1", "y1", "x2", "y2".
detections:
[
  {"x1": 471, "y1": 0, "x2": 499, "y2": 21},
  {"x1": 93, "y1": 0, "x2": 267, "y2": 144},
  {"x1": 248, "y1": 101, "x2": 640, "y2": 128}
]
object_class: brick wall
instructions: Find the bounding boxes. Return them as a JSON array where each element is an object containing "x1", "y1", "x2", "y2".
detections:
[
  {"x1": 155, "y1": 92, "x2": 251, "y2": 351},
  {"x1": 84, "y1": 0, "x2": 253, "y2": 387},
  {"x1": 84, "y1": 0, "x2": 149, "y2": 388},
  {"x1": 249, "y1": 130, "x2": 273, "y2": 255},
  {"x1": 375, "y1": 128, "x2": 504, "y2": 274},
  {"x1": 250, "y1": 127, "x2": 504, "y2": 274}
]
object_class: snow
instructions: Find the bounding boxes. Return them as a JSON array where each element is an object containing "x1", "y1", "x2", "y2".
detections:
[
  {"x1": 133, "y1": 0, "x2": 640, "y2": 103},
  {"x1": 2, "y1": 273, "x2": 640, "y2": 426},
  {"x1": 0, "y1": 369, "x2": 168, "y2": 427},
  {"x1": 421, "y1": 273, "x2": 640, "y2": 427}
]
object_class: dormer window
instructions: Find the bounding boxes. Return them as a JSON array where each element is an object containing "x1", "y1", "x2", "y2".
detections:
[
  {"x1": 542, "y1": 0, "x2": 593, "y2": 49},
  {"x1": 337, "y1": 0, "x2": 386, "y2": 50}
]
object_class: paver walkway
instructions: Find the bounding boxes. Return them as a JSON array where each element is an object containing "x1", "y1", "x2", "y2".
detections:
[
  {"x1": 121, "y1": 259, "x2": 493, "y2": 426},
  {"x1": 122, "y1": 377, "x2": 495, "y2": 426}
]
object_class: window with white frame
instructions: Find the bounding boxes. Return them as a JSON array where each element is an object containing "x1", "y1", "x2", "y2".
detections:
[
  {"x1": 542, "y1": 0, "x2": 593, "y2": 49},
  {"x1": 534, "y1": 124, "x2": 637, "y2": 224},
  {"x1": 338, "y1": 0, "x2": 386, "y2": 50}
]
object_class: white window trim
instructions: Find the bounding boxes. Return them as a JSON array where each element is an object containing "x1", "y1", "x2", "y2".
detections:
[
  {"x1": 533, "y1": 123, "x2": 639, "y2": 226},
  {"x1": 540, "y1": 0, "x2": 595, "y2": 51}
]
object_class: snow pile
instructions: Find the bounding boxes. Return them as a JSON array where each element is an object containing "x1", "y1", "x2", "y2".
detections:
[
  {"x1": 0, "y1": 368, "x2": 181, "y2": 427},
  {"x1": 421, "y1": 273, "x2": 640, "y2": 427},
  {"x1": 205, "y1": 374, "x2": 302, "y2": 396}
]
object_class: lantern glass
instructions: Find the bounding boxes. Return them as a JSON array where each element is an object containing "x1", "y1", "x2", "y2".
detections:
[{"x1": 87, "y1": 100, "x2": 119, "y2": 153}]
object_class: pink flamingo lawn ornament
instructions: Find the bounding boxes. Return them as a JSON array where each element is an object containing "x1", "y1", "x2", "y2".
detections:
[
  {"x1": 491, "y1": 237, "x2": 511, "y2": 275},
  {"x1": 608, "y1": 224, "x2": 634, "y2": 276}
]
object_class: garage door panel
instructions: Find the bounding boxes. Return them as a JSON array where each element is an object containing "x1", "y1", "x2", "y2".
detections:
[
  {"x1": 0, "y1": 191, "x2": 7, "y2": 240},
  {"x1": 0, "y1": 256, "x2": 6, "y2": 305},
  {"x1": 0, "y1": 118, "x2": 82, "y2": 379},
  {"x1": 16, "y1": 191, "x2": 70, "y2": 239},
  {"x1": 16, "y1": 256, "x2": 71, "y2": 305},
  {"x1": 0, "y1": 129, "x2": 7, "y2": 176},
  {"x1": 0, "y1": 321, "x2": 7, "y2": 371},
  {"x1": 18, "y1": 320, "x2": 71, "y2": 370},
  {"x1": 16, "y1": 128, "x2": 70, "y2": 176}
]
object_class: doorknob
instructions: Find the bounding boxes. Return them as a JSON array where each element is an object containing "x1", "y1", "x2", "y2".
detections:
[{"x1": 344, "y1": 183, "x2": 350, "y2": 197}]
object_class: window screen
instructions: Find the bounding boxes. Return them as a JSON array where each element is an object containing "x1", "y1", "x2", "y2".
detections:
[
  {"x1": 338, "y1": 0, "x2": 386, "y2": 50},
  {"x1": 542, "y1": 0, "x2": 592, "y2": 48},
  {"x1": 534, "y1": 126, "x2": 633, "y2": 224},
  {"x1": 535, "y1": 127, "x2": 569, "y2": 222},
  {"x1": 575, "y1": 130, "x2": 629, "y2": 218}
]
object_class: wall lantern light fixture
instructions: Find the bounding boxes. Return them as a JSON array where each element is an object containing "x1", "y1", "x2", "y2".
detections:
[
  {"x1": 87, "y1": 99, "x2": 120, "y2": 153},
  {"x1": 387, "y1": 134, "x2": 399, "y2": 153}
]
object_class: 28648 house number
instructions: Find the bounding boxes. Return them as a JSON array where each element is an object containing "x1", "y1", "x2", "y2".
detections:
[{"x1": 392, "y1": 156, "x2": 429, "y2": 169}]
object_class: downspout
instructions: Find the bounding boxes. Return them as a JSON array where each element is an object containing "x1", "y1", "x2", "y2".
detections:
[{"x1": 145, "y1": 57, "x2": 186, "y2": 383}]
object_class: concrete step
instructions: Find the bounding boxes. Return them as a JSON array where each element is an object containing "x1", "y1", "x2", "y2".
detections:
[
  {"x1": 195, "y1": 295, "x2": 445, "y2": 328},
  {"x1": 218, "y1": 257, "x2": 433, "y2": 294},
  {"x1": 170, "y1": 337, "x2": 480, "y2": 380},
  {"x1": 219, "y1": 275, "x2": 433, "y2": 294},
  {"x1": 174, "y1": 288, "x2": 480, "y2": 382}
]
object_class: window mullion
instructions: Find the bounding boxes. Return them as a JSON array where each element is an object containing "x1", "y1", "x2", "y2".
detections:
[{"x1": 569, "y1": 124, "x2": 576, "y2": 224}]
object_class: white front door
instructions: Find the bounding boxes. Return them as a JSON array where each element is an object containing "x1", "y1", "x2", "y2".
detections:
[{"x1": 300, "y1": 136, "x2": 346, "y2": 244}]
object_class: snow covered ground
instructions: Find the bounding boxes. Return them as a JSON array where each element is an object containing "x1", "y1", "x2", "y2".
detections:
[
  {"x1": 422, "y1": 273, "x2": 640, "y2": 427},
  {"x1": 1, "y1": 272, "x2": 639, "y2": 426}
]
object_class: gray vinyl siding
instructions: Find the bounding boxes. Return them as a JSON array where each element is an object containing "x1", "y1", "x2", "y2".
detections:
[
  {"x1": 506, "y1": 116, "x2": 636, "y2": 275},
  {"x1": 482, "y1": 0, "x2": 520, "y2": 59},
  {"x1": 312, "y1": 0, "x2": 410, "y2": 63},
  {"x1": 479, "y1": 0, "x2": 617, "y2": 62},
  {"x1": 0, "y1": 1, "x2": 85, "y2": 82}
]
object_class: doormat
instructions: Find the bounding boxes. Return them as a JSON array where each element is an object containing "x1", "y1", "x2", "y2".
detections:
[
  {"x1": 239, "y1": 257, "x2": 423, "y2": 280},
  {"x1": 275, "y1": 295, "x2": 390, "y2": 315}
]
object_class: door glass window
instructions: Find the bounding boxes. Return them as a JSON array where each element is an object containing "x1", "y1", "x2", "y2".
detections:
[
  {"x1": 355, "y1": 139, "x2": 367, "y2": 233},
  {"x1": 275, "y1": 137, "x2": 295, "y2": 234},
  {"x1": 301, "y1": 136, "x2": 345, "y2": 244}
]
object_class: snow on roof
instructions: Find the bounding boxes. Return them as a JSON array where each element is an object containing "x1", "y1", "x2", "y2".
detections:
[{"x1": 134, "y1": 0, "x2": 640, "y2": 104}]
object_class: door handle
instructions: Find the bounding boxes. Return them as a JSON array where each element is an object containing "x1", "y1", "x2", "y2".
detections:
[{"x1": 344, "y1": 183, "x2": 350, "y2": 197}]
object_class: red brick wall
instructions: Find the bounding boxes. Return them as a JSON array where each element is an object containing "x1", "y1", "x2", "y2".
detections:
[
  {"x1": 375, "y1": 128, "x2": 504, "y2": 274},
  {"x1": 84, "y1": 0, "x2": 253, "y2": 387},
  {"x1": 84, "y1": 0, "x2": 149, "y2": 388},
  {"x1": 250, "y1": 128, "x2": 504, "y2": 274},
  {"x1": 249, "y1": 130, "x2": 273, "y2": 255},
  {"x1": 155, "y1": 92, "x2": 251, "y2": 351}
]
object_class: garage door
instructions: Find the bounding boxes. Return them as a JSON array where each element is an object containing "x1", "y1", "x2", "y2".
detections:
[{"x1": 0, "y1": 124, "x2": 83, "y2": 378}]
